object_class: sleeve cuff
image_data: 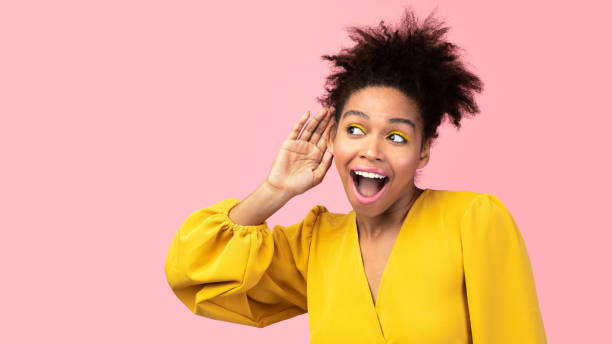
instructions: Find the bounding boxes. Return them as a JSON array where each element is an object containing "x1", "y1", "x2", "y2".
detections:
[{"x1": 209, "y1": 197, "x2": 270, "y2": 234}]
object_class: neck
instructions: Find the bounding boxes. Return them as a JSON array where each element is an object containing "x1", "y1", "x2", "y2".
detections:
[{"x1": 355, "y1": 185, "x2": 424, "y2": 241}]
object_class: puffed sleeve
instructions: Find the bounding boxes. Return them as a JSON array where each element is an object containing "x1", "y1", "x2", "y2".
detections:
[
  {"x1": 460, "y1": 193, "x2": 547, "y2": 343},
  {"x1": 164, "y1": 197, "x2": 326, "y2": 328}
]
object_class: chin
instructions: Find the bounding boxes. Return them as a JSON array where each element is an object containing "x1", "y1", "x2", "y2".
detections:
[{"x1": 344, "y1": 187, "x2": 391, "y2": 217}]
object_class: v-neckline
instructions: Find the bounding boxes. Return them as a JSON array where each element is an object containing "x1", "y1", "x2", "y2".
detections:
[{"x1": 351, "y1": 188, "x2": 430, "y2": 312}]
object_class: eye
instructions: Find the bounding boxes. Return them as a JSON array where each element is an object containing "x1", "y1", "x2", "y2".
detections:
[
  {"x1": 346, "y1": 124, "x2": 366, "y2": 136},
  {"x1": 386, "y1": 131, "x2": 410, "y2": 144}
]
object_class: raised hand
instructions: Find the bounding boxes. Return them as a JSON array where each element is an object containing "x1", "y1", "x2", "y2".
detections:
[{"x1": 266, "y1": 107, "x2": 335, "y2": 199}]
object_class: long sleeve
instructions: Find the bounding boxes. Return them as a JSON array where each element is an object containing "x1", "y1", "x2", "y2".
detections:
[
  {"x1": 164, "y1": 197, "x2": 326, "y2": 328},
  {"x1": 460, "y1": 193, "x2": 547, "y2": 343}
]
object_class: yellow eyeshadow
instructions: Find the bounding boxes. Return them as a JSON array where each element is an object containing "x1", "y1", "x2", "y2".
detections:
[
  {"x1": 387, "y1": 130, "x2": 411, "y2": 142},
  {"x1": 346, "y1": 124, "x2": 366, "y2": 133}
]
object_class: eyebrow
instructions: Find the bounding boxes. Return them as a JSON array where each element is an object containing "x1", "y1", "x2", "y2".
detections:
[{"x1": 342, "y1": 110, "x2": 416, "y2": 130}]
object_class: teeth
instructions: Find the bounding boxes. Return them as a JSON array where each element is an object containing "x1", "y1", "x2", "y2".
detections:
[{"x1": 354, "y1": 170, "x2": 386, "y2": 179}]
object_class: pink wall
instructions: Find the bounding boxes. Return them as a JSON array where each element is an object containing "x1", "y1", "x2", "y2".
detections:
[{"x1": 2, "y1": 0, "x2": 610, "y2": 342}]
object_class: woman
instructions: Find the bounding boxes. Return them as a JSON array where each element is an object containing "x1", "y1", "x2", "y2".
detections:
[{"x1": 164, "y1": 9, "x2": 547, "y2": 343}]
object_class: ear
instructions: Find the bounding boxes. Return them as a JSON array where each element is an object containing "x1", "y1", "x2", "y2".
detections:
[{"x1": 417, "y1": 137, "x2": 432, "y2": 169}]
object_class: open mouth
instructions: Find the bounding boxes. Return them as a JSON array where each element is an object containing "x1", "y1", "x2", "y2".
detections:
[{"x1": 350, "y1": 170, "x2": 389, "y2": 198}]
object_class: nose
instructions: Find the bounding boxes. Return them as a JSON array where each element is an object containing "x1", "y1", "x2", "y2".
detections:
[{"x1": 359, "y1": 135, "x2": 383, "y2": 161}]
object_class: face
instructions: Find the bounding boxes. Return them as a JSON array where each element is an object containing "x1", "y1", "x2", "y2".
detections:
[{"x1": 327, "y1": 86, "x2": 431, "y2": 217}]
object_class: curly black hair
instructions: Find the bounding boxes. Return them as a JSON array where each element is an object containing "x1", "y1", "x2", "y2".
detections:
[{"x1": 317, "y1": 8, "x2": 483, "y2": 147}]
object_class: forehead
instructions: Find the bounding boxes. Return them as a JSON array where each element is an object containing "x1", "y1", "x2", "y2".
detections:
[{"x1": 342, "y1": 86, "x2": 421, "y2": 125}]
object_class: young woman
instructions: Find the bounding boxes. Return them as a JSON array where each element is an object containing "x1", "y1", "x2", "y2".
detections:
[{"x1": 164, "y1": 9, "x2": 547, "y2": 343}]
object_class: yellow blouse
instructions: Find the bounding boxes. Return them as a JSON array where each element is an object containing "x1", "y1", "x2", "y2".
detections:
[{"x1": 164, "y1": 188, "x2": 547, "y2": 343}]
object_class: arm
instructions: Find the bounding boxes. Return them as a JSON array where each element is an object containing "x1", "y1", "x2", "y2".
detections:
[
  {"x1": 228, "y1": 180, "x2": 292, "y2": 226},
  {"x1": 227, "y1": 106, "x2": 334, "y2": 228},
  {"x1": 461, "y1": 194, "x2": 547, "y2": 343},
  {"x1": 164, "y1": 196, "x2": 327, "y2": 327},
  {"x1": 164, "y1": 107, "x2": 334, "y2": 327}
]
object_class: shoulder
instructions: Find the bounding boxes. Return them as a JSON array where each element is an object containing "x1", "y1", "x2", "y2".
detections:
[
  {"x1": 440, "y1": 190, "x2": 522, "y2": 242},
  {"x1": 421, "y1": 188, "x2": 485, "y2": 218},
  {"x1": 425, "y1": 188, "x2": 482, "y2": 207},
  {"x1": 460, "y1": 191, "x2": 516, "y2": 227},
  {"x1": 270, "y1": 205, "x2": 350, "y2": 257},
  {"x1": 271, "y1": 204, "x2": 350, "y2": 244},
  {"x1": 425, "y1": 188, "x2": 505, "y2": 209},
  {"x1": 283, "y1": 206, "x2": 354, "y2": 240},
  {"x1": 422, "y1": 188, "x2": 512, "y2": 224}
]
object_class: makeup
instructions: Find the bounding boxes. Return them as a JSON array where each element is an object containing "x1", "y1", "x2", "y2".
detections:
[{"x1": 386, "y1": 130, "x2": 411, "y2": 143}]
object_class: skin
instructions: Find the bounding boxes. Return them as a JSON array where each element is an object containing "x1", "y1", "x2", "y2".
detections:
[
  {"x1": 228, "y1": 107, "x2": 335, "y2": 226},
  {"x1": 228, "y1": 85, "x2": 432, "y2": 305},
  {"x1": 327, "y1": 85, "x2": 432, "y2": 304}
]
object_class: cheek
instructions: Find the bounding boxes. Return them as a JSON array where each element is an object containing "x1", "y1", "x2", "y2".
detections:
[
  {"x1": 389, "y1": 150, "x2": 422, "y2": 175},
  {"x1": 331, "y1": 138, "x2": 356, "y2": 160},
  {"x1": 331, "y1": 141, "x2": 358, "y2": 180}
]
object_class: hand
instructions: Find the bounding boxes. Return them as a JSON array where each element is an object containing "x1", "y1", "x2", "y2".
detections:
[{"x1": 266, "y1": 107, "x2": 335, "y2": 199}]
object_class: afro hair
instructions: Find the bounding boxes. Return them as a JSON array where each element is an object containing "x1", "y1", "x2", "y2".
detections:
[{"x1": 317, "y1": 8, "x2": 484, "y2": 147}]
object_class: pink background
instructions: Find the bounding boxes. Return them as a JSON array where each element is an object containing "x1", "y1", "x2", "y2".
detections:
[{"x1": 2, "y1": 0, "x2": 610, "y2": 342}]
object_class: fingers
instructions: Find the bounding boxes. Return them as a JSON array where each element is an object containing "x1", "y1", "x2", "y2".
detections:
[
  {"x1": 313, "y1": 149, "x2": 334, "y2": 183},
  {"x1": 316, "y1": 115, "x2": 334, "y2": 151},
  {"x1": 287, "y1": 111, "x2": 310, "y2": 140},
  {"x1": 310, "y1": 108, "x2": 333, "y2": 144},
  {"x1": 299, "y1": 107, "x2": 330, "y2": 142}
]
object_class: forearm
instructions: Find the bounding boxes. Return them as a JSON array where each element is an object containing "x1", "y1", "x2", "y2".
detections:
[{"x1": 228, "y1": 181, "x2": 292, "y2": 226}]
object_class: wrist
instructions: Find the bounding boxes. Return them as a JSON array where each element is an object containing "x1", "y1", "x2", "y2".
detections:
[
  {"x1": 229, "y1": 182, "x2": 291, "y2": 226},
  {"x1": 262, "y1": 179, "x2": 293, "y2": 205}
]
